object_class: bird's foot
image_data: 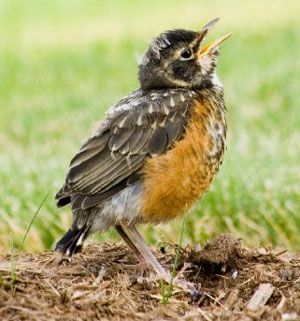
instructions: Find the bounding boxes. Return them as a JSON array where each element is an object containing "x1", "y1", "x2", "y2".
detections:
[
  {"x1": 138, "y1": 271, "x2": 200, "y2": 300},
  {"x1": 158, "y1": 262, "x2": 199, "y2": 299},
  {"x1": 172, "y1": 263, "x2": 200, "y2": 299},
  {"x1": 172, "y1": 277, "x2": 200, "y2": 300},
  {"x1": 118, "y1": 224, "x2": 200, "y2": 299}
]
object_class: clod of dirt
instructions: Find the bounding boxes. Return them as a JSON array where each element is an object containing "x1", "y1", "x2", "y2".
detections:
[{"x1": 188, "y1": 233, "x2": 243, "y2": 274}]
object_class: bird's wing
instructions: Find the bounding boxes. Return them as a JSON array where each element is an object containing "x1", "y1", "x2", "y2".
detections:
[{"x1": 56, "y1": 89, "x2": 195, "y2": 209}]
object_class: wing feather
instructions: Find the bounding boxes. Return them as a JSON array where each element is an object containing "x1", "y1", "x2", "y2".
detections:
[
  {"x1": 108, "y1": 127, "x2": 136, "y2": 151},
  {"x1": 56, "y1": 89, "x2": 194, "y2": 209},
  {"x1": 148, "y1": 127, "x2": 168, "y2": 154}
]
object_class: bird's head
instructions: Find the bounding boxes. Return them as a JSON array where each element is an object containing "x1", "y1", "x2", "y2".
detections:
[{"x1": 138, "y1": 18, "x2": 231, "y2": 90}]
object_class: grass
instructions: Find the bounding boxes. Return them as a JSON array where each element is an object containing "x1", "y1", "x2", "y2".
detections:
[
  {"x1": 9, "y1": 233, "x2": 17, "y2": 294},
  {"x1": 160, "y1": 217, "x2": 186, "y2": 304},
  {"x1": 20, "y1": 192, "x2": 49, "y2": 250},
  {"x1": 0, "y1": 0, "x2": 300, "y2": 252}
]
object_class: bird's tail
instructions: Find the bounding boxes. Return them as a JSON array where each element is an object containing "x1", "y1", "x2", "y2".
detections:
[{"x1": 55, "y1": 225, "x2": 90, "y2": 256}]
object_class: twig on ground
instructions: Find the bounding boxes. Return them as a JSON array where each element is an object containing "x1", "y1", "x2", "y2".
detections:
[{"x1": 247, "y1": 283, "x2": 274, "y2": 310}]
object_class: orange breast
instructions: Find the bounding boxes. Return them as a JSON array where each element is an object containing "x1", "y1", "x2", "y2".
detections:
[{"x1": 139, "y1": 99, "x2": 226, "y2": 224}]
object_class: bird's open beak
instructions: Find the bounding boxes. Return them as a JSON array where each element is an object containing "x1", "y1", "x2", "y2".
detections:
[
  {"x1": 196, "y1": 18, "x2": 232, "y2": 57},
  {"x1": 199, "y1": 33, "x2": 232, "y2": 56}
]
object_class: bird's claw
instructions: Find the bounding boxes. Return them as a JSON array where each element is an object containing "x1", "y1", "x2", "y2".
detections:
[
  {"x1": 172, "y1": 277, "x2": 200, "y2": 300},
  {"x1": 136, "y1": 273, "x2": 200, "y2": 299},
  {"x1": 188, "y1": 288, "x2": 201, "y2": 301}
]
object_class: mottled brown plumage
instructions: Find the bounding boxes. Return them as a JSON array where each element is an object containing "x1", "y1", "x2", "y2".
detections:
[{"x1": 55, "y1": 18, "x2": 230, "y2": 296}]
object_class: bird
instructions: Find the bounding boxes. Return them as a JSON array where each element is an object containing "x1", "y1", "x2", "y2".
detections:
[{"x1": 55, "y1": 18, "x2": 230, "y2": 296}]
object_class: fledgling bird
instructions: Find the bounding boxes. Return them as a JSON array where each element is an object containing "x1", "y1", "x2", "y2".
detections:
[{"x1": 55, "y1": 18, "x2": 230, "y2": 296}]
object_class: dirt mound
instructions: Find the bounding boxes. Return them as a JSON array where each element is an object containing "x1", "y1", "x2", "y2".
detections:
[{"x1": 0, "y1": 234, "x2": 299, "y2": 321}]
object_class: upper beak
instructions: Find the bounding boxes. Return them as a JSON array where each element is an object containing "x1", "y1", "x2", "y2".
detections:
[{"x1": 196, "y1": 18, "x2": 232, "y2": 56}]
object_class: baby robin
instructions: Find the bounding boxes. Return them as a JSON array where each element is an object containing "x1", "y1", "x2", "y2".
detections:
[{"x1": 55, "y1": 18, "x2": 230, "y2": 296}]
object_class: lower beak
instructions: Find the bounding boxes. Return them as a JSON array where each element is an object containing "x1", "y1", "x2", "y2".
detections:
[{"x1": 199, "y1": 33, "x2": 232, "y2": 56}]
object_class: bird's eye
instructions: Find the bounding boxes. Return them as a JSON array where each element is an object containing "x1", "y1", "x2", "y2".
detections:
[{"x1": 180, "y1": 48, "x2": 192, "y2": 60}]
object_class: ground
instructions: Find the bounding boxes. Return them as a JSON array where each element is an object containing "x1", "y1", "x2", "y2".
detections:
[{"x1": 1, "y1": 235, "x2": 299, "y2": 321}]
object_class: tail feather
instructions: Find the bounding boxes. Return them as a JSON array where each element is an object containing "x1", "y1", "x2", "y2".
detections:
[{"x1": 55, "y1": 225, "x2": 90, "y2": 256}]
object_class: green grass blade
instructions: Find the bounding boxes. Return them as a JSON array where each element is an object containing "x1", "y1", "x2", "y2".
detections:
[
  {"x1": 161, "y1": 217, "x2": 186, "y2": 304},
  {"x1": 20, "y1": 192, "x2": 49, "y2": 250},
  {"x1": 9, "y1": 232, "x2": 17, "y2": 294}
]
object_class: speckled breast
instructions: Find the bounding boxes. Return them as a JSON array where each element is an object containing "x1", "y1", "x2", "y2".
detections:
[{"x1": 140, "y1": 91, "x2": 226, "y2": 224}]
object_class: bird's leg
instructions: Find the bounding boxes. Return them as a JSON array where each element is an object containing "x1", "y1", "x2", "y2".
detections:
[
  {"x1": 121, "y1": 224, "x2": 169, "y2": 279},
  {"x1": 115, "y1": 224, "x2": 145, "y2": 263},
  {"x1": 120, "y1": 223, "x2": 199, "y2": 297}
]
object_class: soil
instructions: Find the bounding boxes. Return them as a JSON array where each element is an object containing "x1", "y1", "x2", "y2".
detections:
[{"x1": 0, "y1": 234, "x2": 299, "y2": 321}]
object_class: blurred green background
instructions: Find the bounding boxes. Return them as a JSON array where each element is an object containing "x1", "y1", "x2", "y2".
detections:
[{"x1": 1, "y1": 0, "x2": 300, "y2": 253}]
